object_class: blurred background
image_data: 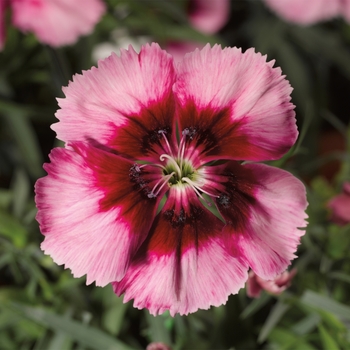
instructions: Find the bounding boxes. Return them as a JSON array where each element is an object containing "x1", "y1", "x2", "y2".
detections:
[{"x1": 1, "y1": 0, "x2": 350, "y2": 349}]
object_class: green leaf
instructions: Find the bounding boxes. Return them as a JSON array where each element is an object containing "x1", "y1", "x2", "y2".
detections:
[
  {"x1": 47, "y1": 332, "x2": 73, "y2": 350},
  {"x1": 101, "y1": 287, "x2": 128, "y2": 336},
  {"x1": 0, "y1": 189, "x2": 12, "y2": 210},
  {"x1": 11, "y1": 167, "x2": 30, "y2": 219},
  {"x1": 269, "y1": 328, "x2": 317, "y2": 350},
  {"x1": 326, "y1": 225, "x2": 350, "y2": 259},
  {"x1": 240, "y1": 293, "x2": 272, "y2": 319},
  {"x1": 9, "y1": 303, "x2": 134, "y2": 350},
  {"x1": 145, "y1": 311, "x2": 172, "y2": 346},
  {"x1": 329, "y1": 271, "x2": 350, "y2": 284},
  {"x1": 0, "y1": 101, "x2": 43, "y2": 178},
  {"x1": 318, "y1": 325, "x2": 340, "y2": 350},
  {"x1": 0, "y1": 210, "x2": 28, "y2": 248},
  {"x1": 258, "y1": 300, "x2": 290, "y2": 343},
  {"x1": 292, "y1": 313, "x2": 320, "y2": 336},
  {"x1": 301, "y1": 290, "x2": 350, "y2": 321}
]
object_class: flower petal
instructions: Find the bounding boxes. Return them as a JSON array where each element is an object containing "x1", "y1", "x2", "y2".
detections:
[
  {"x1": 174, "y1": 45, "x2": 297, "y2": 162},
  {"x1": 328, "y1": 182, "x2": 350, "y2": 226},
  {"x1": 53, "y1": 43, "x2": 176, "y2": 160},
  {"x1": 213, "y1": 162, "x2": 307, "y2": 280},
  {"x1": 263, "y1": 0, "x2": 340, "y2": 25},
  {"x1": 113, "y1": 187, "x2": 247, "y2": 316},
  {"x1": 188, "y1": 0, "x2": 230, "y2": 34},
  {"x1": 11, "y1": 0, "x2": 106, "y2": 47},
  {"x1": 35, "y1": 142, "x2": 163, "y2": 286},
  {"x1": 246, "y1": 271, "x2": 263, "y2": 298},
  {"x1": 0, "y1": 0, "x2": 7, "y2": 50},
  {"x1": 343, "y1": 1, "x2": 350, "y2": 23}
]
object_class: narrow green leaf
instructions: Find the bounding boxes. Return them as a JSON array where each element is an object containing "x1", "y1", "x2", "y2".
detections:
[
  {"x1": 258, "y1": 300, "x2": 290, "y2": 343},
  {"x1": 269, "y1": 328, "x2": 317, "y2": 350},
  {"x1": 318, "y1": 325, "x2": 340, "y2": 350},
  {"x1": 145, "y1": 311, "x2": 172, "y2": 346},
  {"x1": 0, "y1": 189, "x2": 12, "y2": 209},
  {"x1": 301, "y1": 290, "x2": 350, "y2": 321},
  {"x1": 11, "y1": 167, "x2": 30, "y2": 219},
  {"x1": 0, "y1": 210, "x2": 28, "y2": 248},
  {"x1": 10, "y1": 303, "x2": 134, "y2": 350},
  {"x1": 292, "y1": 313, "x2": 320, "y2": 336},
  {"x1": 0, "y1": 102, "x2": 43, "y2": 177},
  {"x1": 102, "y1": 296, "x2": 128, "y2": 336},
  {"x1": 329, "y1": 271, "x2": 350, "y2": 284},
  {"x1": 240, "y1": 293, "x2": 272, "y2": 319}
]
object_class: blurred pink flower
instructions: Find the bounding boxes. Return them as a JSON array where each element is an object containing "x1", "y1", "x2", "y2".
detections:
[
  {"x1": 328, "y1": 182, "x2": 350, "y2": 226},
  {"x1": 0, "y1": 0, "x2": 7, "y2": 50},
  {"x1": 146, "y1": 343, "x2": 172, "y2": 350},
  {"x1": 166, "y1": 0, "x2": 229, "y2": 61},
  {"x1": 1, "y1": 0, "x2": 105, "y2": 49},
  {"x1": 188, "y1": 0, "x2": 230, "y2": 34},
  {"x1": 246, "y1": 269, "x2": 297, "y2": 298},
  {"x1": 263, "y1": 0, "x2": 342, "y2": 25},
  {"x1": 35, "y1": 43, "x2": 308, "y2": 316}
]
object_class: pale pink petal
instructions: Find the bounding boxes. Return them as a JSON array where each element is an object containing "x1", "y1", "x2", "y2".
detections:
[
  {"x1": 328, "y1": 182, "x2": 350, "y2": 225},
  {"x1": 235, "y1": 164, "x2": 307, "y2": 279},
  {"x1": 342, "y1": 0, "x2": 350, "y2": 22},
  {"x1": 35, "y1": 143, "x2": 163, "y2": 286},
  {"x1": 53, "y1": 43, "x2": 176, "y2": 160},
  {"x1": 188, "y1": 0, "x2": 230, "y2": 34},
  {"x1": 174, "y1": 45, "x2": 297, "y2": 162},
  {"x1": 114, "y1": 239, "x2": 247, "y2": 316},
  {"x1": 214, "y1": 163, "x2": 307, "y2": 280},
  {"x1": 113, "y1": 187, "x2": 247, "y2": 316},
  {"x1": 11, "y1": 0, "x2": 106, "y2": 47},
  {"x1": 263, "y1": 0, "x2": 340, "y2": 25}
]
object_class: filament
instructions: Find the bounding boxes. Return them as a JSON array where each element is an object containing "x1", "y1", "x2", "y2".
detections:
[
  {"x1": 181, "y1": 177, "x2": 219, "y2": 199},
  {"x1": 158, "y1": 130, "x2": 173, "y2": 155},
  {"x1": 148, "y1": 172, "x2": 175, "y2": 198}
]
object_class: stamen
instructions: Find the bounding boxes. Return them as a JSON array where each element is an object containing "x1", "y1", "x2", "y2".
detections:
[
  {"x1": 158, "y1": 130, "x2": 173, "y2": 155},
  {"x1": 148, "y1": 172, "x2": 175, "y2": 198},
  {"x1": 159, "y1": 154, "x2": 182, "y2": 179},
  {"x1": 181, "y1": 177, "x2": 219, "y2": 201},
  {"x1": 177, "y1": 134, "x2": 187, "y2": 171},
  {"x1": 138, "y1": 163, "x2": 166, "y2": 171}
]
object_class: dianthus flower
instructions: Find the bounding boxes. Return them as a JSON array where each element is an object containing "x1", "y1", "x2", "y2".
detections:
[
  {"x1": 263, "y1": 0, "x2": 350, "y2": 25},
  {"x1": 0, "y1": 0, "x2": 105, "y2": 49},
  {"x1": 328, "y1": 182, "x2": 350, "y2": 226},
  {"x1": 246, "y1": 269, "x2": 297, "y2": 298},
  {"x1": 35, "y1": 43, "x2": 308, "y2": 316}
]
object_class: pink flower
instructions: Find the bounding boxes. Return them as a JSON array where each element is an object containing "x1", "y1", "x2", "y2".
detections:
[
  {"x1": 146, "y1": 343, "x2": 172, "y2": 350},
  {"x1": 1, "y1": 0, "x2": 105, "y2": 49},
  {"x1": 246, "y1": 269, "x2": 297, "y2": 298},
  {"x1": 166, "y1": 0, "x2": 229, "y2": 61},
  {"x1": 328, "y1": 182, "x2": 350, "y2": 226},
  {"x1": 0, "y1": 0, "x2": 7, "y2": 50},
  {"x1": 263, "y1": 0, "x2": 342, "y2": 25},
  {"x1": 35, "y1": 43, "x2": 308, "y2": 316},
  {"x1": 188, "y1": 0, "x2": 230, "y2": 34}
]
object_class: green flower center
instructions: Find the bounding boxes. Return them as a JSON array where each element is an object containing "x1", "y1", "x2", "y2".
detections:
[{"x1": 162, "y1": 156, "x2": 196, "y2": 185}]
